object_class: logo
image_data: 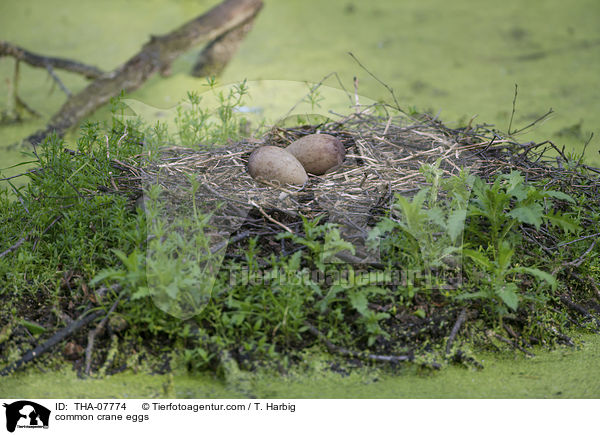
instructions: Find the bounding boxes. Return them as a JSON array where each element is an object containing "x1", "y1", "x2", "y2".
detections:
[{"x1": 3, "y1": 401, "x2": 50, "y2": 433}]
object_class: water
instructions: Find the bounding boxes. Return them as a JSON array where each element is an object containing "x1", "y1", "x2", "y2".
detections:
[
  {"x1": 1, "y1": 333, "x2": 599, "y2": 398},
  {"x1": 1, "y1": 0, "x2": 599, "y2": 179}
]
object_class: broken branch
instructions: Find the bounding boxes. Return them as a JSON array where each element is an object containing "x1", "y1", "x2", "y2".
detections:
[
  {"x1": 20, "y1": 0, "x2": 262, "y2": 146},
  {"x1": 0, "y1": 40, "x2": 104, "y2": 79}
]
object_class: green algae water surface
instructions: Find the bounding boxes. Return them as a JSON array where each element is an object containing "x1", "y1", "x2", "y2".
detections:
[
  {"x1": 1, "y1": 0, "x2": 599, "y2": 176},
  {"x1": 1, "y1": 334, "x2": 599, "y2": 398}
]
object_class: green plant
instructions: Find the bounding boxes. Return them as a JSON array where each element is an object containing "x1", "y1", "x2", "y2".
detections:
[
  {"x1": 175, "y1": 78, "x2": 251, "y2": 147},
  {"x1": 277, "y1": 218, "x2": 393, "y2": 347},
  {"x1": 460, "y1": 171, "x2": 580, "y2": 318},
  {"x1": 302, "y1": 81, "x2": 325, "y2": 111},
  {"x1": 459, "y1": 241, "x2": 556, "y2": 317},
  {"x1": 467, "y1": 171, "x2": 579, "y2": 252},
  {"x1": 3, "y1": 84, "x2": 599, "y2": 377},
  {"x1": 368, "y1": 162, "x2": 473, "y2": 296}
]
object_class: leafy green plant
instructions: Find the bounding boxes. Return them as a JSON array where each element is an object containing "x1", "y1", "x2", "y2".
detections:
[
  {"x1": 460, "y1": 170, "x2": 581, "y2": 317},
  {"x1": 467, "y1": 171, "x2": 579, "y2": 252},
  {"x1": 459, "y1": 241, "x2": 556, "y2": 316},
  {"x1": 277, "y1": 216, "x2": 355, "y2": 271},
  {"x1": 277, "y1": 218, "x2": 393, "y2": 347},
  {"x1": 369, "y1": 162, "x2": 473, "y2": 295},
  {"x1": 175, "y1": 78, "x2": 251, "y2": 147}
]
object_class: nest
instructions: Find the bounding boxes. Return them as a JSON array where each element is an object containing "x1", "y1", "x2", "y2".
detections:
[
  {"x1": 140, "y1": 109, "x2": 599, "y2": 263},
  {"x1": 142, "y1": 112, "x2": 482, "y2": 257}
]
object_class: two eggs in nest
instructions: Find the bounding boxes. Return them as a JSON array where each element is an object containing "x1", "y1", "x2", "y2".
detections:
[{"x1": 247, "y1": 134, "x2": 345, "y2": 185}]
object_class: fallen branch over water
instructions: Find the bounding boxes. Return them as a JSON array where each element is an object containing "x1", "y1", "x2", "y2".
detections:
[
  {"x1": 0, "y1": 285, "x2": 122, "y2": 377},
  {"x1": 445, "y1": 308, "x2": 467, "y2": 355},
  {"x1": 302, "y1": 321, "x2": 433, "y2": 366},
  {"x1": 0, "y1": 40, "x2": 104, "y2": 79},
  {"x1": 0, "y1": 310, "x2": 103, "y2": 376},
  {"x1": 2, "y1": 0, "x2": 262, "y2": 145}
]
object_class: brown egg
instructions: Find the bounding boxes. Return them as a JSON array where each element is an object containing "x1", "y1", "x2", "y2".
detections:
[
  {"x1": 285, "y1": 134, "x2": 345, "y2": 175},
  {"x1": 248, "y1": 145, "x2": 308, "y2": 186}
]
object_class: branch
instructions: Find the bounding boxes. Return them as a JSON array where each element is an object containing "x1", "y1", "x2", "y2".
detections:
[
  {"x1": 84, "y1": 296, "x2": 122, "y2": 375},
  {"x1": 0, "y1": 236, "x2": 27, "y2": 259},
  {"x1": 22, "y1": 0, "x2": 263, "y2": 146},
  {"x1": 445, "y1": 308, "x2": 467, "y2": 354},
  {"x1": 563, "y1": 239, "x2": 597, "y2": 268},
  {"x1": 304, "y1": 321, "x2": 419, "y2": 365},
  {"x1": 45, "y1": 65, "x2": 72, "y2": 96},
  {"x1": 191, "y1": 12, "x2": 259, "y2": 77},
  {"x1": 493, "y1": 332, "x2": 534, "y2": 357},
  {"x1": 0, "y1": 309, "x2": 104, "y2": 376},
  {"x1": 0, "y1": 284, "x2": 123, "y2": 376},
  {"x1": 0, "y1": 40, "x2": 104, "y2": 79}
]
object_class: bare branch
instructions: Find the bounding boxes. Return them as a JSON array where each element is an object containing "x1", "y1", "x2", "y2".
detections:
[
  {"x1": 445, "y1": 308, "x2": 467, "y2": 354},
  {"x1": 192, "y1": 13, "x2": 259, "y2": 77},
  {"x1": 0, "y1": 40, "x2": 104, "y2": 79},
  {"x1": 22, "y1": 0, "x2": 263, "y2": 146}
]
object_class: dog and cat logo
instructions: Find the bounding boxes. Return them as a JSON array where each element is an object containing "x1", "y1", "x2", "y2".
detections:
[{"x1": 3, "y1": 401, "x2": 50, "y2": 432}]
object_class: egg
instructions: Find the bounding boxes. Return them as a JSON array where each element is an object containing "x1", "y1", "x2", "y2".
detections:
[
  {"x1": 285, "y1": 133, "x2": 345, "y2": 175},
  {"x1": 248, "y1": 145, "x2": 308, "y2": 186}
]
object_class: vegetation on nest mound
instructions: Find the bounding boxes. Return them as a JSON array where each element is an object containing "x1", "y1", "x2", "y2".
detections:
[{"x1": 0, "y1": 90, "x2": 599, "y2": 378}]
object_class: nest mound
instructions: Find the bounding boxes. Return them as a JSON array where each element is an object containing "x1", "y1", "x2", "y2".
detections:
[
  {"x1": 142, "y1": 110, "x2": 598, "y2": 256},
  {"x1": 145, "y1": 114, "x2": 469, "y2": 250}
]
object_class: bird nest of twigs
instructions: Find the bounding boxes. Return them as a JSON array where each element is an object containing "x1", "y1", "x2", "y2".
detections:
[
  {"x1": 142, "y1": 113, "x2": 469, "y2": 248},
  {"x1": 137, "y1": 108, "x2": 598, "y2": 260}
]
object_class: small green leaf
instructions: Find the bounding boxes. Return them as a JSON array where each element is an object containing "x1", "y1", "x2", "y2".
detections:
[
  {"x1": 455, "y1": 290, "x2": 487, "y2": 300},
  {"x1": 496, "y1": 285, "x2": 519, "y2": 311},
  {"x1": 413, "y1": 309, "x2": 426, "y2": 319},
  {"x1": 447, "y1": 209, "x2": 467, "y2": 243},
  {"x1": 20, "y1": 319, "x2": 46, "y2": 335},
  {"x1": 464, "y1": 249, "x2": 492, "y2": 269},
  {"x1": 89, "y1": 268, "x2": 123, "y2": 286},
  {"x1": 544, "y1": 211, "x2": 581, "y2": 234},
  {"x1": 543, "y1": 190, "x2": 576, "y2": 203},
  {"x1": 508, "y1": 203, "x2": 543, "y2": 228},
  {"x1": 426, "y1": 207, "x2": 445, "y2": 228},
  {"x1": 502, "y1": 171, "x2": 525, "y2": 195},
  {"x1": 165, "y1": 281, "x2": 179, "y2": 299},
  {"x1": 131, "y1": 286, "x2": 150, "y2": 300},
  {"x1": 349, "y1": 291, "x2": 369, "y2": 316},
  {"x1": 496, "y1": 241, "x2": 515, "y2": 273},
  {"x1": 288, "y1": 250, "x2": 302, "y2": 270},
  {"x1": 512, "y1": 266, "x2": 557, "y2": 290}
]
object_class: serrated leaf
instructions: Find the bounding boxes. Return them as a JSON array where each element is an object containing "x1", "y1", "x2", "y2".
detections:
[
  {"x1": 496, "y1": 285, "x2": 519, "y2": 310},
  {"x1": 502, "y1": 171, "x2": 527, "y2": 200},
  {"x1": 447, "y1": 209, "x2": 467, "y2": 243},
  {"x1": 544, "y1": 190, "x2": 576, "y2": 203},
  {"x1": 512, "y1": 266, "x2": 557, "y2": 290},
  {"x1": 348, "y1": 291, "x2": 369, "y2": 316},
  {"x1": 288, "y1": 250, "x2": 302, "y2": 270},
  {"x1": 426, "y1": 207, "x2": 445, "y2": 228},
  {"x1": 496, "y1": 241, "x2": 515, "y2": 273},
  {"x1": 111, "y1": 248, "x2": 129, "y2": 265},
  {"x1": 544, "y1": 211, "x2": 581, "y2": 234},
  {"x1": 508, "y1": 203, "x2": 543, "y2": 228},
  {"x1": 132, "y1": 286, "x2": 150, "y2": 300},
  {"x1": 89, "y1": 268, "x2": 123, "y2": 286},
  {"x1": 464, "y1": 249, "x2": 492, "y2": 269}
]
